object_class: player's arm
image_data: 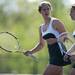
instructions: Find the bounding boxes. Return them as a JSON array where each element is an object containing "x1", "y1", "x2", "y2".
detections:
[
  {"x1": 53, "y1": 19, "x2": 68, "y2": 42},
  {"x1": 53, "y1": 19, "x2": 66, "y2": 33},
  {"x1": 24, "y1": 26, "x2": 45, "y2": 56}
]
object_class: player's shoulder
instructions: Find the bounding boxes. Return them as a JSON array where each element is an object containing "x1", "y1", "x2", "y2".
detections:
[
  {"x1": 52, "y1": 17, "x2": 61, "y2": 23},
  {"x1": 51, "y1": 17, "x2": 62, "y2": 26},
  {"x1": 39, "y1": 23, "x2": 44, "y2": 29}
]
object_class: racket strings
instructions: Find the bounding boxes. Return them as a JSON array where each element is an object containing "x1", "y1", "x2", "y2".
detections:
[
  {"x1": 0, "y1": 32, "x2": 20, "y2": 52},
  {"x1": 57, "y1": 32, "x2": 75, "y2": 56}
]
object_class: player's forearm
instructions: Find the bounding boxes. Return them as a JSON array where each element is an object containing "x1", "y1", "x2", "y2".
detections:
[{"x1": 30, "y1": 43, "x2": 44, "y2": 54}]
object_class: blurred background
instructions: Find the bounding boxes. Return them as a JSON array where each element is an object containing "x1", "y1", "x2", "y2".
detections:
[{"x1": 0, "y1": 0, "x2": 75, "y2": 75}]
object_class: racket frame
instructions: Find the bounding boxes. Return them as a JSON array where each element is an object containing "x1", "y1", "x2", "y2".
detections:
[
  {"x1": 0, "y1": 32, "x2": 20, "y2": 52},
  {"x1": 57, "y1": 32, "x2": 75, "y2": 55}
]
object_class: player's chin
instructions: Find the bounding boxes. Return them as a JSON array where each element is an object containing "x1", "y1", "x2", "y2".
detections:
[{"x1": 45, "y1": 13, "x2": 49, "y2": 17}]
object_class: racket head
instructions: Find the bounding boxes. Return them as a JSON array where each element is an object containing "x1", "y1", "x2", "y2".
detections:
[
  {"x1": 57, "y1": 32, "x2": 75, "y2": 55},
  {"x1": 0, "y1": 32, "x2": 20, "y2": 52}
]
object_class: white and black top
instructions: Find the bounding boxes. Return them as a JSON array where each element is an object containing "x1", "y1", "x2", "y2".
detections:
[{"x1": 41, "y1": 17, "x2": 60, "y2": 40}]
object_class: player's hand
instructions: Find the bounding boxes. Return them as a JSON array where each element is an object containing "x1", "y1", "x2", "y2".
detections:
[
  {"x1": 24, "y1": 51, "x2": 32, "y2": 56},
  {"x1": 70, "y1": 55, "x2": 75, "y2": 62},
  {"x1": 64, "y1": 54, "x2": 70, "y2": 62}
]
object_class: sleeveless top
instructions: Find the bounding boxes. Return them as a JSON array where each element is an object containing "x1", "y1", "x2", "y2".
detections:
[
  {"x1": 41, "y1": 17, "x2": 66, "y2": 55},
  {"x1": 41, "y1": 17, "x2": 60, "y2": 40}
]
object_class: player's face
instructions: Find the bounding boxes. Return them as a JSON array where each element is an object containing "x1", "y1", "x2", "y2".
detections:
[
  {"x1": 70, "y1": 7, "x2": 75, "y2": 20},
  {"x1": 40, "y1": 4, "x2": 51, "y2": 19}
]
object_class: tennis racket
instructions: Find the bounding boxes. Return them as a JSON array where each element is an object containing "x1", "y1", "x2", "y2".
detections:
[
  {"x1": 57, "y1": 32, "x2": 75, "y2": 56},
  {"x1": 0, "y1": 32, "x2": 37, "y2": 61}
]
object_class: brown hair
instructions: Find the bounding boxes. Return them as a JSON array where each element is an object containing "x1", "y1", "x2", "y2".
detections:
[
  {"x1": 71, "y1": 4, "x2": 75, "y2": 9},
  {"x1": 38, "y1": 1, "x2": 52, "y2": 13}
]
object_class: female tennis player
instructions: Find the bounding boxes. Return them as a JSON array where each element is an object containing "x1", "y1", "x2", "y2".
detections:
[
  {"x1": 24, "y1": 1, "x2": 71, "y2": 75},
  {"x1": 63, "y1": 4, "x2": 75, "y2": 75},
  {"x1": 68, "y1": 4, "x2": 75, "y2": 75}
]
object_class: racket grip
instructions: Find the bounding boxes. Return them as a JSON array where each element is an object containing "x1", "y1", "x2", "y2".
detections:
[
  {"x1": 28, "y1": 53, "x2": 36, "y2": 58},
  {"x1": 28, "y1": 53, "x2": 38, "y2": 62}
]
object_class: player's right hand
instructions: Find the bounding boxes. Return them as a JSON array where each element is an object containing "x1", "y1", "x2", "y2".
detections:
[{"x1": 24, "y1": 51, "x2": 32, "y2": 56}]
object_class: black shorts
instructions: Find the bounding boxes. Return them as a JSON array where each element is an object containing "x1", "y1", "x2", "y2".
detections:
[{"x1": 47, "y1": 42, "x2": 71, "y2": 66}]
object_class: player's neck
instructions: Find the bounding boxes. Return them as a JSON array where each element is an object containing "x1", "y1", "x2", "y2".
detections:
[{"x1": 44, "y1": 17, "x2": 51, "y2": 25}]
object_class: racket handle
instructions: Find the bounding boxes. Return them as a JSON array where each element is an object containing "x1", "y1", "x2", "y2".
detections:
[
  {"x1": 28, "y1": 53, "x2": 36, "y2": 59},
  {"x1": 28, "y1": 54, "x2": 38, "y2": 62}
]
